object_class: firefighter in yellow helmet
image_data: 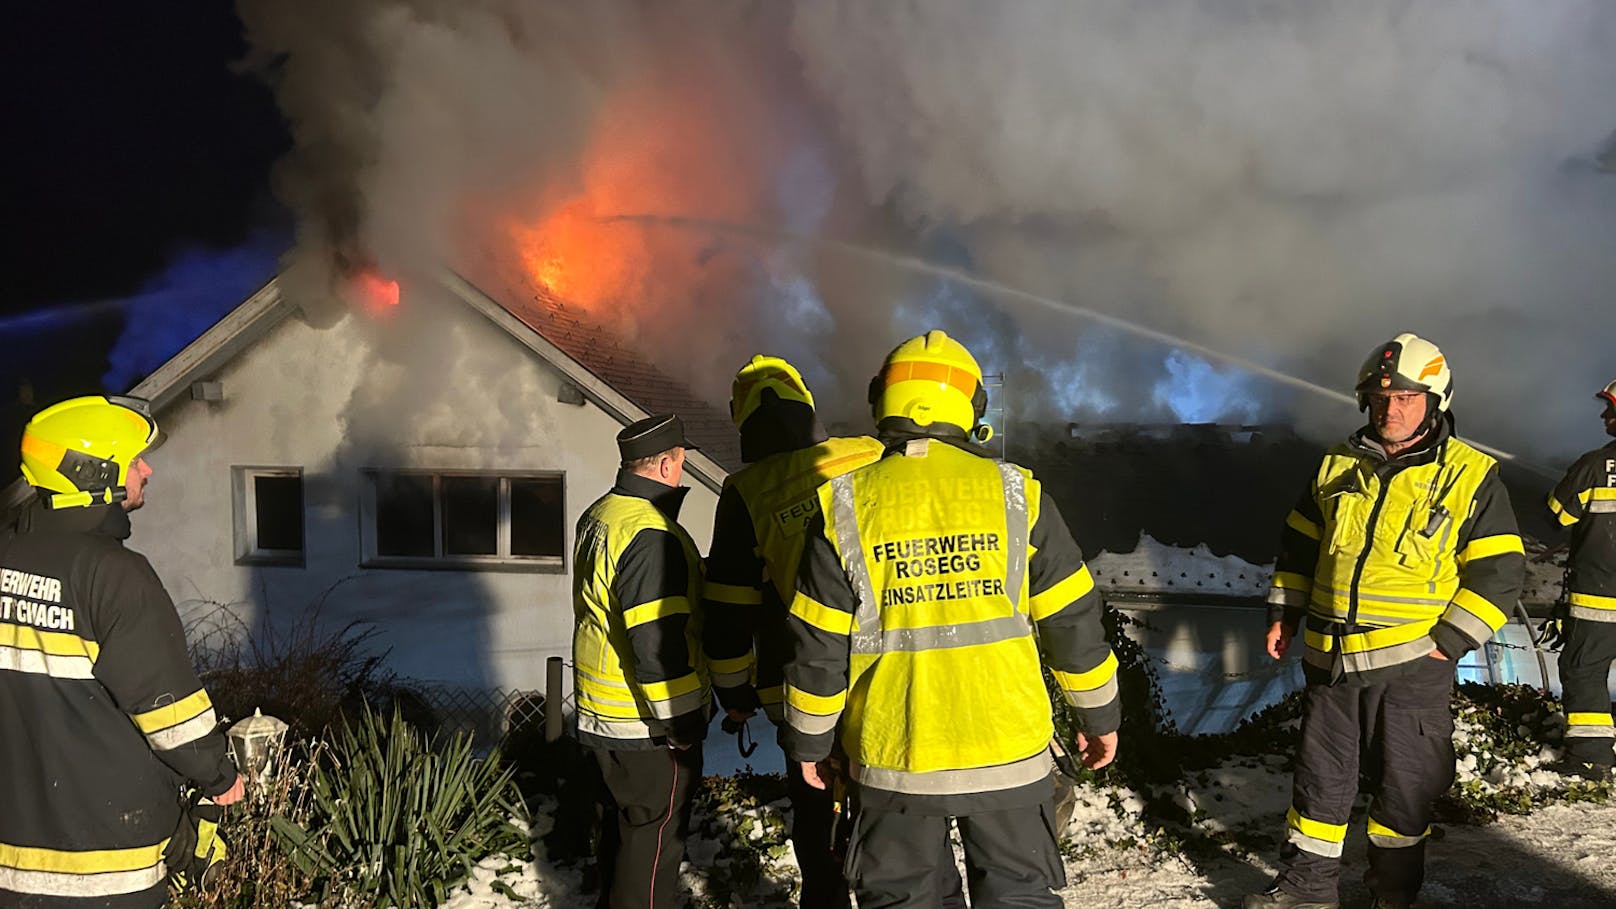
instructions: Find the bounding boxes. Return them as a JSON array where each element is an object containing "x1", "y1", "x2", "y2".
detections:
[
  {"x1": 1247, "y1": 334, "x2": 1524, "y2": 909},
  {"x1": 1540, "y1": 378, "x2": 1616, "y2": 779},
  {"x1": 781, "y1": 331, "x2": 1120, "y2": 908},
  {"x1": 704, "y1": 355, "x2": 968, "y2": 908},
  {"x1": 2, "y1": 396, "x2": 243, "y2": 909}
]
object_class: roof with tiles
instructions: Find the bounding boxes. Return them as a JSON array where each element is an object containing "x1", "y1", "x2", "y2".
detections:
[{"x1": 466, "y1": 264, "x2": 742, "y2": 472}]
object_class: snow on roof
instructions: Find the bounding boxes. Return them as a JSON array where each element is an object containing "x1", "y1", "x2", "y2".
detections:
[{"x1": 1088, "y1": 534, "x2": 1270, "y2": 598}]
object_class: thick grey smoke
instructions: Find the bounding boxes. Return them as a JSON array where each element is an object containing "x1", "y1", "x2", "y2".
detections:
[
  {"x1": 240, "y1": 0, "x2": 1616, "y2": 461},
  {"x1": 789, "y1": 1, "x2": 1616, "y2": 457}
]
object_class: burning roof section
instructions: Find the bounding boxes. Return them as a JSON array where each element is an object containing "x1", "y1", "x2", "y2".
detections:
[{"x1": 458, "y1": 258, "x2": 741, "y2": 472}]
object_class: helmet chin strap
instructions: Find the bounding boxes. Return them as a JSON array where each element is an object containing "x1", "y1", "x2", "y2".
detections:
[{"x1": 45, "y1": 487, "x2": 126, "y2": 510}]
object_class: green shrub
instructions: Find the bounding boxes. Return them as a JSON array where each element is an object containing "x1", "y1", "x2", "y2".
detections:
[
  {"x1": 687, "y1": 772, "x2": 795, "y2": 908},
  {"x1": 1438, "y1": 681, "x2": 1612, "y2": 822},
  {"x1": 269, "y1": 708, "x2": 530, "y2": 907}
]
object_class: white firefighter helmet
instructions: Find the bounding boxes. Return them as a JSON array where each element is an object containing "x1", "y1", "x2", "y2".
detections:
[
  {"x1": 1354, "y1": 332, "x2": 1452, "y2": 414},
  {"x1": 1597, "y1": 379, "x2": 1616, "y2": 410}
]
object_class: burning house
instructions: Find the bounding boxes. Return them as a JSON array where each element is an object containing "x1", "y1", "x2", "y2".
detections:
[{"x1": 94, "y1": 269, "x2": 739, "y2": 704}]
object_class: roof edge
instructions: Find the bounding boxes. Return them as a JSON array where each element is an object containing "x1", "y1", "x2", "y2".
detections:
[{"x1": 130, "y1": 277, "x2": 295, "y2": 413}]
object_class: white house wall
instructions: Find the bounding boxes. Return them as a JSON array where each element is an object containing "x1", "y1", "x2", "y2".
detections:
[{"x1": 131, "y1": 300, "x2": 718, "y2": 693}]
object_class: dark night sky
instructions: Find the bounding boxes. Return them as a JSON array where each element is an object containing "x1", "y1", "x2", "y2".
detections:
[{"x1": 1, "y1": 5, "x2": 288, "y2": 470}]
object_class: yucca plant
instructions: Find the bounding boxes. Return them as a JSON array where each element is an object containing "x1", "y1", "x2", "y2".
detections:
[{"x1": 269, "y1": 708, "x2": 530, "y2": 907}]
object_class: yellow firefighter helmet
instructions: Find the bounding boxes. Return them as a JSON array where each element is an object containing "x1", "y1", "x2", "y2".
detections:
[
  {"x1": 1354, "y1": 332, "x2": 1453, "y2": 414},
  {"x1": 20, "y1": 395, "x2": 158, "y2": 509},
  {"x1": 730, "y1": 355, "x2": 816, "y2": 428},
  {"x1": 871, "y1": 330, "x2": 988, "y2": 435}
]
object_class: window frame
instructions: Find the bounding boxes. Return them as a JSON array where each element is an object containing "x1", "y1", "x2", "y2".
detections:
[
  {"x1": 359, "y1": 468, "x2": 567, "y2": 573},
  {"x1": 231, "y1": 466, "x2": 306, "y2": 567}
]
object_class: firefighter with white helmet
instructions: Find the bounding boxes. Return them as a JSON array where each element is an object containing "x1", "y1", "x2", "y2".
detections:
[
  {"x1": 780, "y1": 330, "x2": 1120, "y2": 908},
  {"x1": 2, "y1": 396, "x2": 243, "y2": 908},
  {"x1": 1541, "y1": 378, "x2": 1616, "y2": 778},
  {"x1": 1247, "y1": 334, "x2": 1525, "y2": 909}
]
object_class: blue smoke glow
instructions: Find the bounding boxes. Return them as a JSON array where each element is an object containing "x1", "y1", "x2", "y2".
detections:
[
  {"x1": 1152, "y1": 350, "x2": 1261, "y2": 424},
  {"x1": 100, "y1": 235, "x2": 285, "y2": 390}
]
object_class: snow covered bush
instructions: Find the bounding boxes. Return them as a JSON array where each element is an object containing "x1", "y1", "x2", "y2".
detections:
[
  {"x1": 683, "y1": 772, "x2": 797, "y2": 908},
  {"x1": 269, "y1": 708, "x2": 530, "y2": 907},
  {"x1": 1441, "y1": 682, "x2": 1612, "y2": 822}
]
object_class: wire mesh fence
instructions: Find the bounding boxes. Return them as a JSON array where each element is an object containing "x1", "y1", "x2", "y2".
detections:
[{"x1": 409, "y1": 684, "x2": 564, "y2": 753}]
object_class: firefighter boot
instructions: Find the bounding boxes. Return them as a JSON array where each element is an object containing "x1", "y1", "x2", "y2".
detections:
[
  {"x1": 1545, "y1": 756, "x2": 1615, "y2": 781},
  {"x1": 1242, "y1": 886, "x2": 1338, "y2": 909}
]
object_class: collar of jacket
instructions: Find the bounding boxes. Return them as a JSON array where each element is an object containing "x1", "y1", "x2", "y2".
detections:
[
  {"x1": 611, "y1": 469, "x2": 690, "y2": 519},
  {"x1": 1347, "y1": 411, "x2": 1454, "y2": 468},
  {"x1": 17, "y1": 496, "x2": 133, "y2": 540},
  {"x1": 739, "y1": 399, "x2": 828, "y2": 464},
  {"x1": 876, "y1": 419, "x2": 997, "y2": 459}
]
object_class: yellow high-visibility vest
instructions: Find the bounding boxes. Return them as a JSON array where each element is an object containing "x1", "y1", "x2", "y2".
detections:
[{"x1": 573, "y1": 493, "x2": 707, "y2": 744}]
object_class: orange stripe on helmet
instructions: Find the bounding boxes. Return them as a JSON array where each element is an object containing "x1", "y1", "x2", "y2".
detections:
[
  {"x1": 1417, "y1": 356, "x2": 1445, "y2": 381},
  {"x1": 881, "y1": 360, "x2": 979, "y2": 397},
  {"x1": 19, "y1": 433, "x2": 65, "y2": 466}
]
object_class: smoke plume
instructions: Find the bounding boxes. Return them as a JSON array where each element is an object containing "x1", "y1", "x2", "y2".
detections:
[{"x1": 240, "y1": 0, "x2": 1616, "y2": 460}]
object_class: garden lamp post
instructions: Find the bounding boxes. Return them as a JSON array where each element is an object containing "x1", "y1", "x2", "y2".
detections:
[{"x1": 227, "y1": 708, "x2": 290, "y2": 782}]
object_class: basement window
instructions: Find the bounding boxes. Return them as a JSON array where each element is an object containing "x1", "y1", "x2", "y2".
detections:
[
  {"x1": 232, "y1": 467, "x2": 305, "y2": 566},
  {"x1": 360, "y1": 470, "x2": 566, "y2": 572}
]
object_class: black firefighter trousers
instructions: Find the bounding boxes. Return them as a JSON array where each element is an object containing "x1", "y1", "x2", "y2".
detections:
[
  {"x1": 1559, "y1": 616, "x2": 1616, "y2": 767},
  {"x1": 1276, "y1": 657, "x2": 1455, "y2": 906},
  {"x1": 786, "y1": 763, "x2": 967, "y2": 909},
  {"x1": 592, "y1": 745, "x2": 703, "y2": 909},
  {"x1": 844, "y1": 798, "x2": 1064, "y2": 909}
]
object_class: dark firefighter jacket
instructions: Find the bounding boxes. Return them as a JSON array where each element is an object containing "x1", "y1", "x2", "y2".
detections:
[
  {"x1": 572, "y1": 470, "x2": 710, "y2": 751},
  {"x1": 1266, "y1": 415, "x2": 1526, "y2": 683},
  {"x1": 1548, "y1": 441, "x2": 1616, "y2": 621},
  {"x1": 0, "y1": 501, "x2": 235, "y2": 908},
  {"x1": 780, "y1": 430, "x2": 1119, "y2": 815},
  {"x1": 703, "y1": 434, "x2": 886, "y2": 722}
]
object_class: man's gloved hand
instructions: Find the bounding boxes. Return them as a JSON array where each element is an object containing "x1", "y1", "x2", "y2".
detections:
[
  {"x1": 665, "y1": 712, "x2": 707, "y2": 751},
  {"x1": 1537, "y1": 616, "x2": 1569, "y2": 652},
  {"x1": 716, "y1": 683, "x2": 761, "y2": 717},
  {"x1": 1537, "y1": 600, "x2": 1571, "y2": 652}
]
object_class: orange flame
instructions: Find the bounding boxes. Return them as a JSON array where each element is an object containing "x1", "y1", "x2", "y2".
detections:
[
  {"x1": 353, "y1": 271, "x2": 401, "y2": 312},
  {"x1": 508, "y1": 198, "x2": 639, "y2": 312},
  {"x1": 502, "y1": 60, "x2": 787, "y2": 322}
]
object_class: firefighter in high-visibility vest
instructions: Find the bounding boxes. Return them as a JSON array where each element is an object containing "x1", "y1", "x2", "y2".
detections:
[
  {"x1": 703, "y1": 355, "x2": 965, "y2": 908},
  {"x1": 572, "y1": 414, "x2": 711, "y2": 909},
  {"x1": 1542, "y1": 378, "x2": 1616, "y2": 779},
  {"x1": 1247, "y1": 334, "x2": 1525, "y2": 909},
  {"x1": 1, "y1": 396, "x2": 244, "y2": 909},
  {"x1": 703, "y1": 355, "x2": 881, "y2": 909},
  {"x1": 781, "y1": 331, "x2": 1120, "y2": 909}
]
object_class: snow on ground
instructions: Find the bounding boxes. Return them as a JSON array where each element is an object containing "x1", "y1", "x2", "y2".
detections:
[{"x1": 443, "y1": 752, "x2": 1616, "y2": 909}]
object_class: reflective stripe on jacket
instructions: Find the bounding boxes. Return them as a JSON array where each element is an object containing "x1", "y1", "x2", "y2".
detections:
[
  {"x1": 782, "y1": 437, "x2": 1118, "y2": 802},
  {"x1": 1267, "y1": 420, "x2": 1525, "y2": 682},
  {"x1": 1, "y1": 501, "x2": 235, "y2": 906},
  {"x1": 1548, "y1": 442, "x2": 1616, "y2": 621},
  {"x1": 703, "y1": 436, "x2": 885, "y2": 720},
  {"x1": 572, "y1": 475, "x2": 709, "y2": 749}
]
